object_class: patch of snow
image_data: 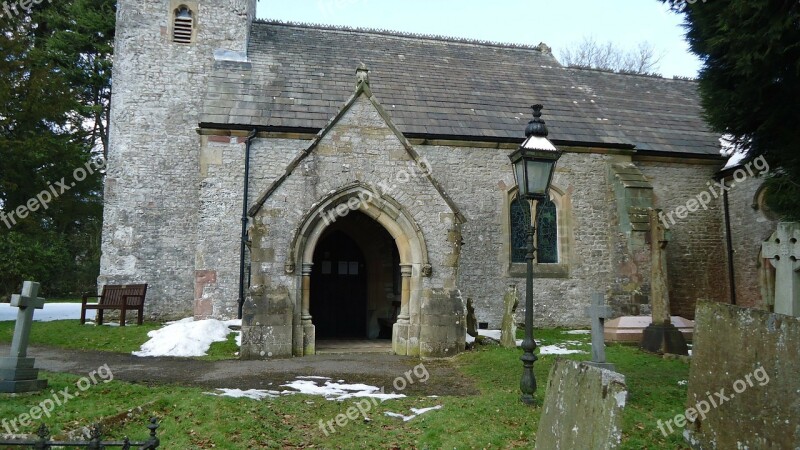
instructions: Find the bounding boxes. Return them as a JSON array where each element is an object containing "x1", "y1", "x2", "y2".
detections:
[
  {"x1": 384, "y1": 411, "x2": 415, "y2": 421},
  {"x1": 207, "y1": 377, "x2": 406, "y2": 402},
  {"x1": 478, "y1": 329, "x2": 502, "y2": 340},
  {"x1": 282, "y1": 379, "x2": 405, "y2": 402},
  {"x1": 132, "y1": 318, "x2": 235, "y2": 357},
  {"x1": 563, "y1": 330, "x2": 591, "y2": 335},
  {"x1": 614, "y1": 391, "x2": 627, "y2": 408},
  {"x1": 678, "y1": 380, "x2": 688, "y2": 386},
  {"x1": 411, "y1": 406, "x2": 442, "y2": 415},
  {"x1": 209, "y1": 388, "x2": 283, "y2": 400},
  {"x1": 385, "y1": 405, "x2": 442, "y2": 422},
  {"x1": 0, "y1": 303, "x2": 95, "y2": 322},
  {"x1": 538, "y1": 344, "x2": 586, "y2": 355},
  {"x1": 465, "y1": 329, "x2": 524, "y2": 347}
]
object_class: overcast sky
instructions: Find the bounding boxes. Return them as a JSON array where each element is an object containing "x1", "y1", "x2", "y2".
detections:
[{"x1": 256, "y1": 0, "x2": 701, "y2": 79}]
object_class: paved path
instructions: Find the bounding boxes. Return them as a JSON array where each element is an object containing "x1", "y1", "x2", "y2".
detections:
[{"x1": 0, "y1": 345, "x2": 478, "y2": 396}]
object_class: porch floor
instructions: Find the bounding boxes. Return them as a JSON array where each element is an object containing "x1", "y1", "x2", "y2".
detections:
[{"x1": 315, "y1": 339, "x2": 393, "y2": 354}]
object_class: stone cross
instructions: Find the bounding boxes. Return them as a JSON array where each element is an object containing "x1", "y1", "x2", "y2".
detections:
[
  {"x1": 585, "y1": 292, "x2": 614, "y2": 371},
  {"x1": 9, "y1": 281, "x2": 46, "y2": 358},
  {"x1": 762, "y1": 222, "x2": 800, "y2": 317},
  {"x1": 649, "y1": 208, "x2": 671, "y2": 325},
  {"x1": 1, "y1": 280, "x2": 48, "y2": 393}
]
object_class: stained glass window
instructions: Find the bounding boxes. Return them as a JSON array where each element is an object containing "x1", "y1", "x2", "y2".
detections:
[
  {"x1": 510, "y1": 198, "x2": 531, "y2": 263},
  {"x1": 536, "y1": 199, "x2": 558, "y2": 263},
  {"x1": 510, "y1": 197, "x2": 559, "y2": 264}
]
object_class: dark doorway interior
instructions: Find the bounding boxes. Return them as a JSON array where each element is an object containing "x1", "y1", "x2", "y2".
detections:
[{"x1": 311, "y1": 230, "x2": 368, "y2": 338}]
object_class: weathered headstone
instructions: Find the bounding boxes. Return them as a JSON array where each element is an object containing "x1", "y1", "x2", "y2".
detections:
[
  {"x1": 500, "y1": 285, "x2": 518, "y2": 348},
  {"x1": 535, "y1": 359, "x2": 627, "y2": 450},
  {"x1": 641, "y1": 209, "x2": 688, "y2": 355},
  {"x1": 585, "y1": 292, "x2": 614, "y2": 371},
  {"x1": 683, "y1": 301, "x2": 799, "y2": 449},
  {"x1": 761, "y1": 222, "x2": 800, "y2": 317},
  {"x1": 466, "y1": 298, "x2": 478, "y2": 338},
  {"x1": 0, "y1": 281, "x2": 48, "y2": 393}
]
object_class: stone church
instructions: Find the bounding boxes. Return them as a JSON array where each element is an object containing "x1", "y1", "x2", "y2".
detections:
[{"x1": 100, "y1": 1, "x2": 776, "y2": 358}]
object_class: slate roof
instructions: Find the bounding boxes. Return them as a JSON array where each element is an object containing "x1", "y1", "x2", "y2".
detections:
[{"x1": 201, "y1": 20, "x2": 722, "y2": 157}]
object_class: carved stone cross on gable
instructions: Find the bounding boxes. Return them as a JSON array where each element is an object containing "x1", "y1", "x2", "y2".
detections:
[{"x1": 762, "y1": 222, "x2": 800, "y2": 317}]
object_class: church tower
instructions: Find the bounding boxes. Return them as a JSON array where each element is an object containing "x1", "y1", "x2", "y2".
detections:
[{"x1": 99, "y1": 1, "x2": 258, "y2": 318}]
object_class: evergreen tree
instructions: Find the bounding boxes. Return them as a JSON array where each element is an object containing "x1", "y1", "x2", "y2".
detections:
[
  {"x1": 662, "y1": 0, "x2": 800, "y2": 219},
  {"x1": 0, "y1": 0, "x2": 114, "y2": 298}
]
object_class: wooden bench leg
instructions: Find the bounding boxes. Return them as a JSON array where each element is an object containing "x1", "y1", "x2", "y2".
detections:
[
  {"x1": 120, "y1": 307, "x2": 127, "y2": 327},
  {"x1": 137, "y1": 308, "x2": 144, "y2": 326},
  {"x1": 80, "y1": 307, "x2": 86, "y2": 325},
  {"x1": 98, "y1": 309, "x2": 104, "y2": 326}
]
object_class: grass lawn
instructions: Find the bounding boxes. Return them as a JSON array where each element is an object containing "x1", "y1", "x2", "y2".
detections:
[{"x1": 0, "y1": 322, "x2": 691, "y2": 448}]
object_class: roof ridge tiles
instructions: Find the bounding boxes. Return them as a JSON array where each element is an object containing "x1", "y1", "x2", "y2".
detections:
[
  {"x1": 564, "y1": 65, "x2": 698, "y2": 82},
  {"x1": 254, "y1": 19, "x2": 551, "y2": 53}
]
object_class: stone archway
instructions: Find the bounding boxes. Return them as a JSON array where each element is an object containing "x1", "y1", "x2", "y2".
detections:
[{"x1": 288, "y1": 182, "x2": 430, "y2": 356}]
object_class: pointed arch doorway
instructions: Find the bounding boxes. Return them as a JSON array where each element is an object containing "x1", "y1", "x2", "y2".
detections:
[{"x1": 310, "y1": 211, "x2": 401, "y2": 345}]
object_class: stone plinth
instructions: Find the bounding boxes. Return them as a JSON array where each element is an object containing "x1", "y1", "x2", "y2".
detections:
[
  {"x1": 604, "y1": 316, "x2": 694, "y2": 343},
  {"x1": 0, "y1": 357, "x2": 48, "y2": 393},
  {"x1": 535, "y1": 359, "x2": 627, "y2": 450}
]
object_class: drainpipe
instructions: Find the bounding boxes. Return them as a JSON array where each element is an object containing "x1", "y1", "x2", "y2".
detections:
[
  {"x1": 238, "y1": 129, "x2": 257, "y2": 319},
  {"x1": 723, "y1": 183, "x2": 737, "y2": 305}
]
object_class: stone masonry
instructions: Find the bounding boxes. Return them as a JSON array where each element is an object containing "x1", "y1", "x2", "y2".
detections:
[{"x1": 100, "y1": 10, "x2": 752, "y2": 359}]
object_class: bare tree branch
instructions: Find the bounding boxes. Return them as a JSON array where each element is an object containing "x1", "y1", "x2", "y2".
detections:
[{"x1": 557, "y1": 36, "x2": 664, "y2": 75}]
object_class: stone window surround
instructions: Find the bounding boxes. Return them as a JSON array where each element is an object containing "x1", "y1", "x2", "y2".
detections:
[
  {"x1": 505, "y1": 185, "x2": 571, "y2": 279},
  {"x1": 169, "y1": 0, "x2": 198, "y2": 45}
]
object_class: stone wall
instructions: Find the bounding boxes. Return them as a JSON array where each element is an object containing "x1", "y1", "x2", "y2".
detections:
[
  {"x1": 637, "y1": 159, "x2": 731, "y2": 318},
  {"x1": 242, "y1": 93, "x2": 465, "y2": 357},
  {"x1": 103, "y1": 2, "x2": 736, "y2": 329},
  {"x1": 100, "y1": 0, "x2": 257, "y2": 319},
  {"x1": 723, "y1": 174, "x2": 776, "y2": 309},
  {"x1": 420, "y1": 146, "x2": 623, "y2": 328},
  {"x1": 191, "y1": 130, "x2": 736, "y2": 329}
]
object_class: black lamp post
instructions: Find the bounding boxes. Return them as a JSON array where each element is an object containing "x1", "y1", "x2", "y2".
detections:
[{"x1": 508, "y1": 104, "x2": 562, "y2": 405}]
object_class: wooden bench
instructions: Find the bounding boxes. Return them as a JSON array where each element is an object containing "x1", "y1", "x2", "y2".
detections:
[{"x1": 81, "y1": 284, "x2": 148, "y2": 326}]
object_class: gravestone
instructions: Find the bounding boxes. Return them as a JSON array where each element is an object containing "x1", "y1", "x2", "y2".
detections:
[
  {"x1": 641, "y1": 209, "x2": 688, "y2": 355},
  {"x1": 500, "y1": 285, "x2": 518, "y2": 348},
  {"x1": 761, "y1": 222, "x2": 800, "y2": 317},
  {"x1": 0, "y1": 281, "x2": 48, "y2": 393},
  {"x1": 535, "y1": 359, "x2": 627, "y2": 450},
  {"x1": 585, "y1": 292, "x2": 614, "y2": 371},
  {"x1": 466, "y1": 298, "x2": 478, "y2": 338},
  {"x1": 684, "y1": 301, "x2": 800, "y2": 449}
]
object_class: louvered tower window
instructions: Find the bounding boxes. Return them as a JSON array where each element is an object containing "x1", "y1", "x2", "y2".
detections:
[{"x1": 173, "y1": 6, "x2": 194, "y2": 44}]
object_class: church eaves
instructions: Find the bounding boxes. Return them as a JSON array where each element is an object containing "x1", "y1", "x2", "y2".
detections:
[{"x1": 200, "y1": 20, "x2": 722, "y2": 158}]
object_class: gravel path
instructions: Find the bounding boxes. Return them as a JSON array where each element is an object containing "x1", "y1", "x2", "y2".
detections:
[{"x1": 0, "y1": 345, "x2": 478, "y2": 396}]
